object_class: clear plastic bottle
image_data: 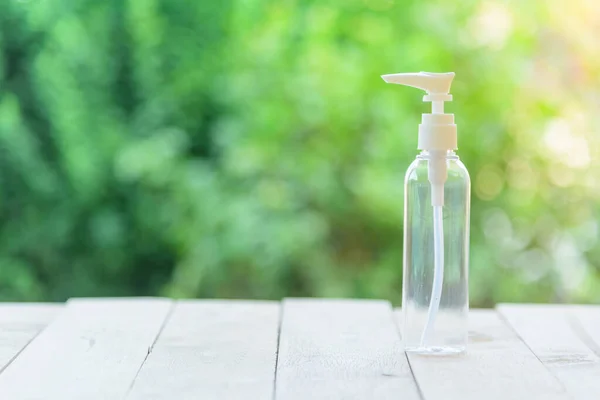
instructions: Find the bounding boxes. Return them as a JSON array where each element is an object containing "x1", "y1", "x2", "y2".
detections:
[
  {"x1": 402, "y1": 150, "x2": 470, "y2": 354},
  {"x1": 381, "y1": 71, "x2": 470, "y2": 354}
]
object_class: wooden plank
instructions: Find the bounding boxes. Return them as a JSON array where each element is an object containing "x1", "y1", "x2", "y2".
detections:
[
  {"x1": 275, "y1": 299, "x2": 420, "y2": 400},
  {"x1": 0, "y1": 303, "x2": 61, "y2": 371},
  {"x1": 571, "y1": 306, "x2": 600, "y2": 355},
  {"x1": 395, "y1": 309, "x2": 571, "y2": 400},
  {"x1": 0, "y1": 298, "x2": 171, "y2": 400},
  {"x1": 127, "y1": 300, "x2": 280, "y2": 400},
  {"x1": 498, "y1": 304, "x2": 600, "y2": 400}
]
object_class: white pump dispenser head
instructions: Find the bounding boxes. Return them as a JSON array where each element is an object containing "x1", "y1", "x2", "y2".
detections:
[{"x1": 381, "y1": 72, "x2": 457, "y2": 206}]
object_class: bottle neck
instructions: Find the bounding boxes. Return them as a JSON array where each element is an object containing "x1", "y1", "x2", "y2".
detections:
[{"x1": 417, "y1": 150, "x2": 458, "y2": 160}]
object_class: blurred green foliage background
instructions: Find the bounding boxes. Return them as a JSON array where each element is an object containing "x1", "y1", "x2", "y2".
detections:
[{"x1": 0, "y1": 0, "x2": 599, "y2": 306}]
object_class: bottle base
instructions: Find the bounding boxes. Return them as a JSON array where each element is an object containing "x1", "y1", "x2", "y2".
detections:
[{"x1": 404, "y1": 345, "x2": 466, "y2": 356}]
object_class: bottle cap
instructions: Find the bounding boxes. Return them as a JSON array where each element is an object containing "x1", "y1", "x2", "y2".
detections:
[{"x1": 382, "y1": 72, "x2": 458, "y2": 206}]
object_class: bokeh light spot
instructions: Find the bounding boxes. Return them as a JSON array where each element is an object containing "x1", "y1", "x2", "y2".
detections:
[{"x1": 475, "y1": 164, "x2": 504, "y2": 201}]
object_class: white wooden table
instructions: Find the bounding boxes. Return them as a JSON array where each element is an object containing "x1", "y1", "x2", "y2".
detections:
[{"x1": 0, "y1": 299, "x2": 597, "y2": 399}]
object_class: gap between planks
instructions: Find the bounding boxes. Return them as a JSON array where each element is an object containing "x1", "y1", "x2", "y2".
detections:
[
  {"x1": 395, "y1": 308, "x2": 572, "y2": 400},
  {"x1": 0, "y1": 298, "x2": 172, "y2": 400},
  {"x1": 569, "y1": 305, "x2": 600, "y2": 356},
  {"x1": 498, "y1": 304, "x2": 600, "y2": 400},
  {"x1": 127, "y1": 300, "x2": 280, "y2": 400},
  {"x1": 275, "y1": 299, "x2": 420, "y2": 400},
  {"x1": 0, "y1": 303, "x2": 61, "y2": 373}
]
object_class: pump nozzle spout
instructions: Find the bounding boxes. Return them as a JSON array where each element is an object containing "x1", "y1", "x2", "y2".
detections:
[
  {"x1": 380, "y1": 70, "x2": 458, "y2": 206},
  {"x1": 381, "y1": 72, "x2": 455, "y2": 95}
]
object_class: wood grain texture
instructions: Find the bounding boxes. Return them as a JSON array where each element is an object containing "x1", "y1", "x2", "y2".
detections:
[
  {"x1": 127, "y1": 300, "x2": 280, "y2": 400},
  {"x1": 498, "y1": 304, "x2": 600, "y2": 400},
  {"x1": 276, "y1": 299, "x2": 420, "y2": 400},
  {"x1": 571, "y1": 306, "x2": 600, "y2": 355},
  {"x1": 0, "y1": 303, "x2": 61, "y2": 371},
  {"x1": 0, "y1": 298, "x2": 171, "y2": 400},
  {"x1": 395, "y1": 309, "x2": 572, "y2": 400}
]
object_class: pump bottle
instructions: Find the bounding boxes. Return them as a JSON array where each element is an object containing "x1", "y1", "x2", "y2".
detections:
[{"x1": 382, "y1": 72, "x2": 470, "y2": 354}]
